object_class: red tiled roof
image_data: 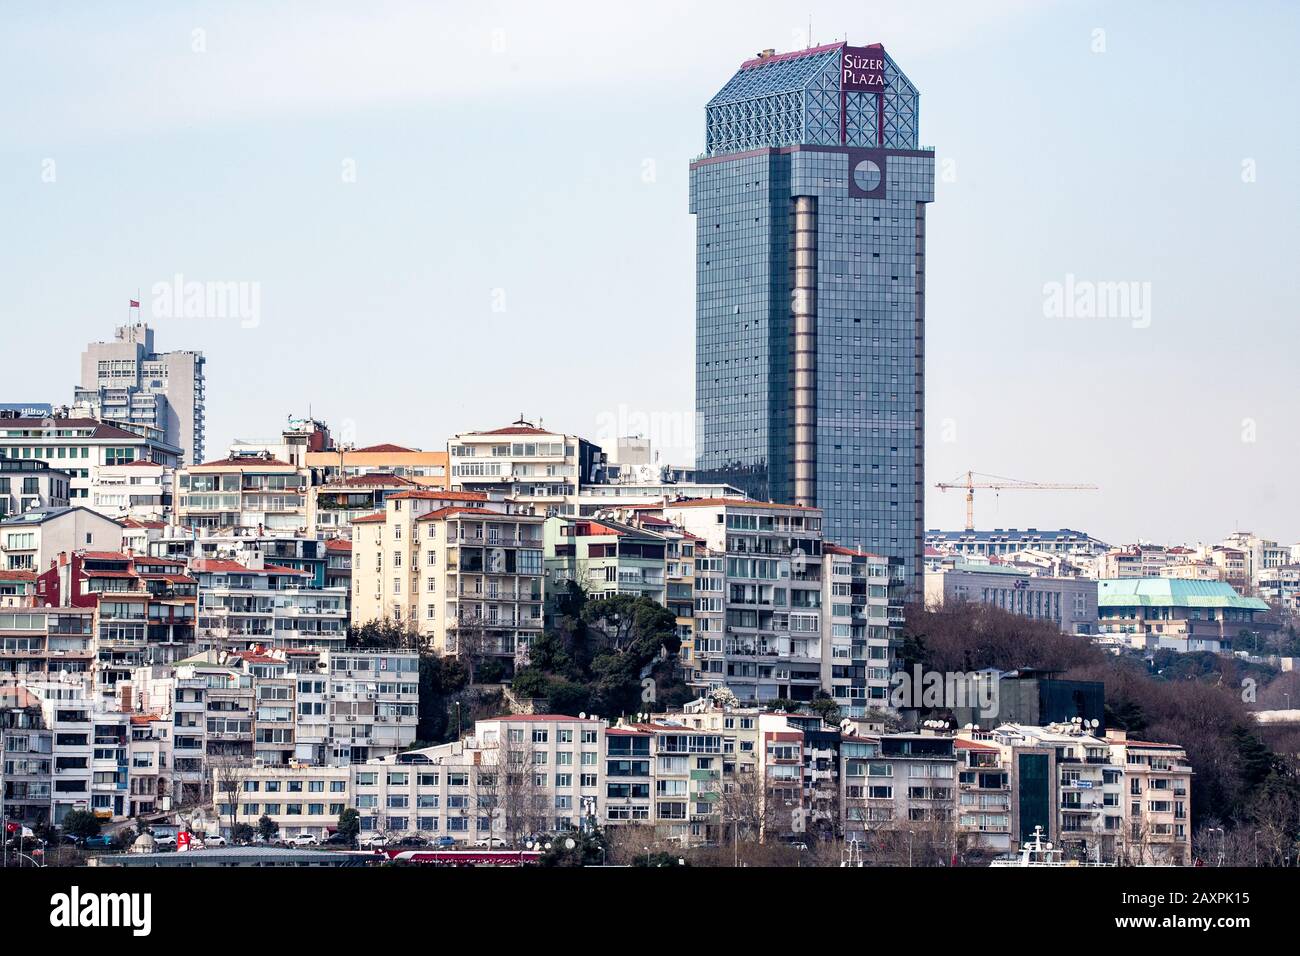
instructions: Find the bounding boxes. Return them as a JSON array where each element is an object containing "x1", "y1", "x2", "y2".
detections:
[
  {"x1": 351, "y1": 443, "x2": 418, "y2": 454},
  {"x1": 388, "y1": 490, "x2": 487, "y2": 502},
  {"x1": 190, "y1": 559, "x2": 309, "y2": 576},
  {"x1": 955, "y1": 739, "x2": 1000, "y2": 751},
  {"x1": 0, "y1": 569, "x2": 36, "y2": 582},
  {"x1": 324, "y1": 539, "x2": 352, "y2": 551},
  {"x1": 130, "y1": 713, "x2": 162, "y2": 725},
  {"x1": 351, "y1": 512, "x2": 387, "y2": 524},
  {"x1": 119, "y1": 518, "x2": 167, "y2": 529},
  {"x1": 81, "y1": 551, "x2": 132, "y2": 561},
  {"x1": 323, "y1": 473, "x2": 417, "y2": 488},
  {"x1": 825, "y1": 544, "x2": 885, "y2": 558},
  {"x1": 468, "y1": 425, "x2": 553, "y2": 436},
  {"x1": 195, "y1": 455, "x2": 295, "y2": 468}
]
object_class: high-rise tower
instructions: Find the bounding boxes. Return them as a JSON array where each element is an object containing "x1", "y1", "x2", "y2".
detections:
[
  {"x1": 77, "y1": 322, "x2": 206, "y2": 466},
  {"x1": 691, "y1": 42, "x2": 933, "y2": 593}
]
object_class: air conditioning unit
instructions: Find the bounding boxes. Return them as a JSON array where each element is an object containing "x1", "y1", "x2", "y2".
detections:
[{"x1": 346, "y1": 716, "x2": 356, "y2": 723}]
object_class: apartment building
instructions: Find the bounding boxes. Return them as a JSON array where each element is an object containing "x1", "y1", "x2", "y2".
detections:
[
  {"x1": 308, "y1": 472, "x2": 421, "y2": 539},
  {"x1": 1258, "y1": 565, "x2": 1300, "y2": 615},
  {"x1": 175, "y1": 451, "x2": 312, "y2": 533},
  {"x1": 218, "y1": 763, "x2": 350, "y2": 841},
  {"x1": 924, "y1": 558, "x2": 1098, "y2": 636},
  {"x1": 664, "y1": 499, "x2": 826, "y2": 704},
  {"x1": 822, "y1": 545, "x2": 903, "y2": 716},
  {"x1": 0, "y1": 684, "x2": 54, "y2": 826},
  {"x1": 448, "y1": 420, "x2": 603, "y2": 518},
  {"x1": 34, "y1": 550, "x2": 197, "y2": 701},
  {"x1": 76, "y1": 322, "x2": 206, "y2": 466},
  {"x1": 0, "y1": 505, "x2": 123, "y2": 572},
  {"x1": 0, "y1": 569, "x2": 37, "y2": 609},
  {"x1": 1220, "y1": 531, "x2": 1294, "y2": 587},
  {"x1": 954, "y1": 738, "x2": 1013, "y2": 855},
  {"x1": 973, "y1": 723, "x2": 1124, "y2": 863},
  {"x1": 351, "y1": 490, "x2": 544, "y2": 671},
  {"x1": 86, "y1": 459, "x2": 172, "y2": 521},
  {"x1": 927, "y1": 528, "x2": 1108, "y2": 561},
  {"x1": 0, "y1": 458, "x2": 71, "y2": 517},
  {"x1": 1097, "y1": 578, "x2": 1272, "y2": 653},
  {"x1": 0, "y1": 606, "x2": 94, "y2": 678},
  {"x1": 357, "y1": 714, "x2": 605, "y2": 843},
  {"x1": 0, "y1": 415, "x2": 182, "y2": 507},
  {"x1": 191, "y1": 556, "x2": 347, "y2": 652},
  {"x1": 1108, "y1": 730, "x2": 1192, "y2": 865},
  {"x1": 543, "y1": 516, "x2": 668, "y2": 606},
  {"x1": 304, "y1": 442, "x2": 448, "y2": 487}
]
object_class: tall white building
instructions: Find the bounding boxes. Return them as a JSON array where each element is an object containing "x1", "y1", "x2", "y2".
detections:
[{"x1": 77, "y1": 322, "x2": 206, "y2": 466}]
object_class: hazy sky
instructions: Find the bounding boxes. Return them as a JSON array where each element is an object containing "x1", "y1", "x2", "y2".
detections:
[{"x1": 2, "y1": 1, "x2": 1296, "y2": 547}]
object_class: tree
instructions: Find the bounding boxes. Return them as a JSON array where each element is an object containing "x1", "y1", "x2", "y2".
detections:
[
  {"x1": 538, "y1": 827, "x2": 609, "y2": 867},
  {"x1": 337, "y1": 807, "x2": 361, "y2": 845},
  {"x1": 231, "y1": 822, "x2": 255, "y2": 845},
  {"x1": 257, "y1": 814, "x2": 280, "y2": 843},
  {"x1": 61, "y1": 810, "x2": 101, "y2": 840},
  {"x1": 211, "y1": 744, "x2": 248, "y2": 838},
  {"x1": 513, "y1": 592, "x2": 688, "y2": 719}
]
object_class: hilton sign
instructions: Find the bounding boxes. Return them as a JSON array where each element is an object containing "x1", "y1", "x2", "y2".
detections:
[{"x1": 841, "y1": 47, "x2": 886, "y2": 91}]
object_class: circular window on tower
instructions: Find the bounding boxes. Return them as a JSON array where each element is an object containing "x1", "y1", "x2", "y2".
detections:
[{"x1": 853, "y1": 159, "x2": 882, "y2": 192}]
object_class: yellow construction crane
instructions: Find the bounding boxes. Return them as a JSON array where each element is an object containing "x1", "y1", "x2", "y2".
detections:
[{"x1": 935, "y1": 470, "x2": 1099, "y2": 532}]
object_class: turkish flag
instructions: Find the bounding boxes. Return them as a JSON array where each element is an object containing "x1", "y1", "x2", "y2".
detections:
[
  {"x1": 129, "y1": 299, "x2": 141, "y2": 308},
  {"x1": 4, "y1": 822, "x2": 17, "y2": 833}
]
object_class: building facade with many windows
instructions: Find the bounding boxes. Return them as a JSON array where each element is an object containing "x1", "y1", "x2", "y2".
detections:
[{"x1": 692, "y1": 43, "x2": 932, "y2": 594}]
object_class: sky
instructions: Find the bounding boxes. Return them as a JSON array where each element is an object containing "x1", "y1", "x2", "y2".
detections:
[{"x1": 2, "y1": 0, "x2": 1297, "y2": 547}]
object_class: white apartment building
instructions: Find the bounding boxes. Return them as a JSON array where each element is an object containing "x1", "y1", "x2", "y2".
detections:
[
  {"x1": 191, "y1": 556, "x2": 347, "y2": 652},
  {"x1": 448, "y1": 420, "x2": 603, "y2": 518},
  {"x1": 87, "y1": 459, "x2": 172, "y2": 521},
  {"x1": 664, "y1": 499, "x2": 826, "y2": 704},
  {"x1": 822, "y1": 545, "x2": 902, "y2": 716},
  {"x1": 356, "y1": 714, "x2": 607, "y2": 844},
  {"x1": 0, "y1": 415, "x2": 182, "y2": 508}
]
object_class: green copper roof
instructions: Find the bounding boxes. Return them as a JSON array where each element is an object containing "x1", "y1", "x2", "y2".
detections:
[{"x1": 1097, "y1": 578, "x2": 1268, "y2": 611}]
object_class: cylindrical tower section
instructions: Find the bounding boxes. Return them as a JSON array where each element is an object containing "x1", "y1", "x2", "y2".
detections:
[{"x1": 792, "y1": 195, "x2": 817, "y2": 508}]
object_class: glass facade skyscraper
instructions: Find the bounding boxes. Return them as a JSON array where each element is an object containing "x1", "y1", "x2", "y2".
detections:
[{"x1": 691, "y1": 42, "x2": 933, "y2": 594}]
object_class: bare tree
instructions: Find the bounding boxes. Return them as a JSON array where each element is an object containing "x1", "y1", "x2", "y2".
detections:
[{"x1": 210, "y1": 744, "x2": 248, "y2": 838}]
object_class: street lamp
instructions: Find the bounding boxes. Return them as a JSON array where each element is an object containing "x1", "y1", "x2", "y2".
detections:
[{"x1": 1207, "y1": 827, "x2": 1225, "y2": 867}]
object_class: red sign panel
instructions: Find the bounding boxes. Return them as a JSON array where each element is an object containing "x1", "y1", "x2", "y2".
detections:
[{"x1": 842, "y1": 47, "x2": 886, "y2": 91}]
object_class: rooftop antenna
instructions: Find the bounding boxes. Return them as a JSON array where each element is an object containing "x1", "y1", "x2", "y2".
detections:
[{"x1": 808, "y1": 15, "x2": 812, "y2": 48}]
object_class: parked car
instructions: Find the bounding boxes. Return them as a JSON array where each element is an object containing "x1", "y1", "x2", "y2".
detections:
[
  {"x1": 431, "y1": 836, "x2": 457, "y2": 848},
  {"x1": 287, "y1": 833, "x2": 320, "y2": 847},
  {"x1": 82, "y1": 835, "x2": 115, "y2": 850},
  {"x1": 205, "y1": 835, "x2": 227, "y2": 847},
  {"x1": 324, "y1": 832, "x2": 357, "y2": 848},
  {"x1": 472, "y1": 837, "x2": 509, "y2": 849},
  {"x1": 394, "y1": 836, "x2": 429, "y2": 848},
  {"x1": 358, "y1": 834, "x2": 387, "y2": 849}
]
